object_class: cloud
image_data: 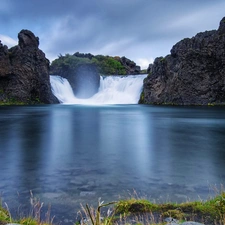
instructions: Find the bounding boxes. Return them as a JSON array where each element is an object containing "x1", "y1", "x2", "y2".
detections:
[
  {"x1": 1, "y1": 0, "x2": 225, "y2": 69},
  {"x1": 166, "y1": 1, "x2": 225, "y2": 36},
  {"x1": 0, "y1": 34, "x2": 17, "y2": 47},
  {"x1": 136, "y1": 58, "x2": 154, "y2": 70}
]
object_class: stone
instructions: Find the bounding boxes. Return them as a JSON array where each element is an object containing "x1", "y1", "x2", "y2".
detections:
[
  {"x1": 0, "y1": 29, "x2": 59, "y2": 104},
  {"x1": 119, "y1": 56, "x2": 141, "y2": 74},
  {"x1": 147, "y1": 63, "x2": 153, "y2": 74},
  {"x1": 18, "y1": 29, "x2": 39, "y2": 48},
  {"x1": 164, "y1": 217, "x2": 178, "y2": 223},
  {"x1": 141, "y1": 16, "x2": 225, "y2": 105},
  {"x1": 0, "y1": 41, "x2": 11, "y2": 76}
]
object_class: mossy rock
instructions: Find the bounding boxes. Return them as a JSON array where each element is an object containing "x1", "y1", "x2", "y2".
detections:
[{"x1": 162, "y1": 209, "x2": 185, "y2": 220}]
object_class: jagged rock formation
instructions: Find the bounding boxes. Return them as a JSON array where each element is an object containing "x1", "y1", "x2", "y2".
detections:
[
  {"x1": 118, "y1": 56, "x2": 141, "y2": 74},
  {"x1": 140, "y1": 17, "x2": 225, "y2": 105},
  {"x1": 0, "y1": 29, "x2": 58, "y2": 104},
  {"x1": 146, "y1": 63, "x2": 153, "y2": 74}
]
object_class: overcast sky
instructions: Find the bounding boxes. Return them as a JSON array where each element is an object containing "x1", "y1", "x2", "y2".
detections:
[{"x1": 0, "y1": 0, "x2": 225, "y2": 69}]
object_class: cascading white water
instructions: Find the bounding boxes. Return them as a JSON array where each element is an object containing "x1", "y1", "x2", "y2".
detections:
[{"x1": 50, "y1": 74, "x2": 147, "y2": 104}]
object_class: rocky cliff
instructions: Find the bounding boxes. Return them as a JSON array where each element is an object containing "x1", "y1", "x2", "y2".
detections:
[
  {"x1": 140, "y1": 17, "x2": 225, "y2": 105},
  {"x1": 0, "y1": 30, "x2": 58, "y2": 104}
]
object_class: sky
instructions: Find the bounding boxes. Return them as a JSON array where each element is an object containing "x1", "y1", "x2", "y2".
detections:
[{"x1": 0, "y1": 0, "x2": 225, "y2": 69}]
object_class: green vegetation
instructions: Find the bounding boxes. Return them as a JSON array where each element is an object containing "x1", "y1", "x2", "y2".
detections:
[
  {"x1": 82, "y1": 200, "x2": 117, "y2": 225},
  {"x1": 94, "y1": 55, "x2": 126, "y2": 75},
  {"x1": 0, "y1": 88, "x2": 43, "y2": 105},
  {"x1": 0, "y1": 97, "x2": 42, "y2": 105},
  {"x1": 140, "y1": 69, "x2": 147, "y2": 74},
  {"x1": 0, "y1": 206, "x2": 11, "y2": 224},
  {"x1": 51, "y1": 54, "x2": 93, "y2": 72},
  {"x1": 50, "y1": 53, "x2": 127, "y2": 75},
  {"x1": 116, "y1": 192, "x2": 225, "y2": 224},
  {"x1": 1, "y1": 193, "x2": 225, "y2": 225},
  {"x1": 138, "y1": 91, "x2": 145, "y2": 104},
  {"x1": 159, "y1": 57, "x2": 166, "y2": 63},
  {"x1": 0, "y1": 96, "x2": 43, "y2": 105},
  {"x1": 0, "y1": 99, "x2": 26, "y2": 105}
]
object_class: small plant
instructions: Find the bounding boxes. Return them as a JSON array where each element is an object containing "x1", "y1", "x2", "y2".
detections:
[{"x1": 79, "y1": 198, "x2": 117, "y2": 225}]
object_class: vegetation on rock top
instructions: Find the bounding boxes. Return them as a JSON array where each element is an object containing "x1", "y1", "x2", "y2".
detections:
[{"x1": 50, "y1": 52, "x2": 140, "y2": 76}]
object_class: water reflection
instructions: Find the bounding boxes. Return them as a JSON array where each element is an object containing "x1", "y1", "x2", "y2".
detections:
[{"x1": 0, "y1": 105, "x2": 225, "y2": 222}]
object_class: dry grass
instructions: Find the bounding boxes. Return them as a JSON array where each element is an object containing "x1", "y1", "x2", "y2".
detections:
[{"x1": 0, "y1": 189, "x2": 225, "y2": 225}]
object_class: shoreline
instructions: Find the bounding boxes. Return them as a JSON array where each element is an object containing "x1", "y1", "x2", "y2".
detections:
[{"x1": 0, "y1": 192, "x2": 224, "y2": 225}]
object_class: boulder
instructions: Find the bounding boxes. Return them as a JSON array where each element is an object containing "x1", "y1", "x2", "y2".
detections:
[
  {"x1": 140, "y1": 17, "x2": 225, "y2": 105},
  {"x1": 0, "y1": 29, "x2": 58, "y2": 104},
  {"x1": 119, "y1": 56, "x2": 141, "y2": 74}
]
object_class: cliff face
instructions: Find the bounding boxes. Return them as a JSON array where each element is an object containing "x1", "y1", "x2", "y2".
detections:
[
  {"x1": 141, "y1": 17, "x2": 225, "y2": 105},
  {"x1": 0, "y1": 30, "x2": 58, "y2": 104}
]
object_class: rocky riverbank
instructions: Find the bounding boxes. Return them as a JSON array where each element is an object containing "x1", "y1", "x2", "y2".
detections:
[{"x1": 140, "y1": 16, "x2": 225, "y2": 106}]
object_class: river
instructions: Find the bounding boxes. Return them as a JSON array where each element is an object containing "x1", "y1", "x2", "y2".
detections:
[{"x1": 0, "y1": 104, "x2": 225, "y2": 223}]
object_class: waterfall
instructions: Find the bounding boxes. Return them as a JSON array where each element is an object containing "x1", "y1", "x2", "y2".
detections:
[{"x1": 50, "y1": 74, "x2": 147, "y2": 104}]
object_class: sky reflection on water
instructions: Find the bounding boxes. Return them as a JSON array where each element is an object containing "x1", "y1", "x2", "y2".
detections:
[{"x1": 0, "y1": 105, "x2": 225, "y2": 222}]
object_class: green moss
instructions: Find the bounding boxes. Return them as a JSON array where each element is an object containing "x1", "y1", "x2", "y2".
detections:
[
  {"x1": 162, "y1": 209, "x2": 185, "y2": 220},
  {"x1": 0, "y1": 97, "x2": 42, "y2": 106},
  {"x1": 18, "y1": 217, "x2": 38, "y2": 225},
  {"x1": 159, "y1": 57, "x2": 166, "y2": 63},
  {"x1": 138, "y1": 91, "x2": 145, "y2": 104},
  {"x1": 0, "y1": 207, "x2": 10, "y2": 224},
  {"x1": 116, "y1": 199, "x2": 158, "y2": 214},
  {"x1": 116, "y1": 192, "x2": 225, "y2": 224},
  {"x1": 0, "y1": 100, "x2": 26, "y2": 105},
  {"x1": 1, "y1": 193, "x2": 225, "y2": 225}
]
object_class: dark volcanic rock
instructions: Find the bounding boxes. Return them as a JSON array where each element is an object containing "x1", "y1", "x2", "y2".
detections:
[
  {"x1": 141, "y1": 17, "x2": 225, "y2": 105},
  {"x1": 147, "y1": 63, "x2": 153, "y2": 74},
  {"x1": 0, "y1": 42, "x2": 11, "y2": 76},
  {"x1": 119, "y1": 56, "x2": 141, "y2": 74},
  {"x1": 0, "y1": 29, "x2": 58, "y2": 104}
]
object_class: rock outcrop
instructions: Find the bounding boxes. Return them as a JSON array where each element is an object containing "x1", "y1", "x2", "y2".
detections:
[
  {"x1": 140, "y1": 17, "x2": 225, "y2": 105},
  {"x1": 146, "y1": 63, "x2": 153, "y2": 74},
  {"x1": 0, "y1": 29, "x2": 58, "y2": 104},
  {"x1": 118, "y1": 56, "x2": 141, "y2": 74}
]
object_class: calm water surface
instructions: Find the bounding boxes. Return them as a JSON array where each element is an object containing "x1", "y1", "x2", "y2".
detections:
[{"x1": 0, "y1": 105, "x2": 225, "y2": 223}]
